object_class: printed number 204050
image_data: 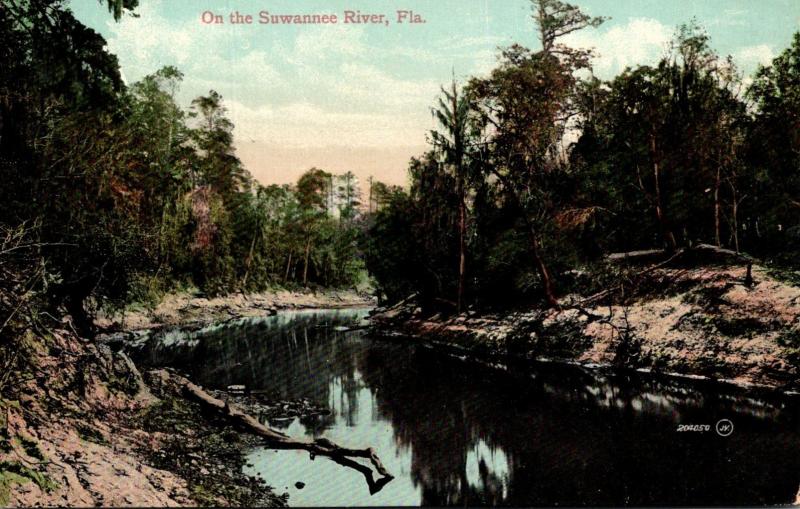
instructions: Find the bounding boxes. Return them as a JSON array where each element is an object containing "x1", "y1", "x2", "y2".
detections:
[{"x1": 676, "y1": 424, "x2": 711, "y2": 432}]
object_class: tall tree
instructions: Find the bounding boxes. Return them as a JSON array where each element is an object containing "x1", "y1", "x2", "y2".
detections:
[
  {"x1": 585, "y1": 23, "x2": 749, "y2": 252},
  {"x1": 296, "y1": 168, "x2": 332, "y2": 285},
  {"x1": 189, "y1": 90, "x2": 249, "y2": 201},
  {"x1": 430, "y1": 78, "x2": 474, "y2": 313},
  {"x1": 532, "y1": 0, "x2": 606, "y2": 55},
  {"x1": 468, "y1": 1, "x2": 603, "y2": 307},
  {"x1": 747, "y1": 32, "x2": 800, "y2": 254}
]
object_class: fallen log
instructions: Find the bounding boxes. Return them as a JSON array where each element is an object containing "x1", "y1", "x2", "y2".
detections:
[
  {"x1": 585, "y1": 243, "x2": 759, "y2": 308},
  {"x1": 181, "y1": 380, "x2": 394, "y2": 494},
  {"x1": 606, "y1": 248, "x2": 665, "y2": 264},
  {"x1": 580, "y1": 248, "x2": 687, "y2": 307}
]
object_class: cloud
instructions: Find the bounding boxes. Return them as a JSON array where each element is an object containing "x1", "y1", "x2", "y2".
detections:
[
  {"x1": 564, "y1": 18, "x2": 672, "y2": 78},
  {"x1": 225, "y1": 99, "x2": 426, "y2": 149},
  {"x1": 709, "y1": 8, "x2": 749, "y2": 27},
  {"x1": 438, "y1": 34, "x2": 510, "y2": 51},
  {"x1": 734, "y1": 44, "x2": 775, "y2": 72},
  {"x1": 101, "y1": 1, "x2": 441, "y2": 152},
  {"x1": 104, "y1": 1, "x2": 225, "y2": 80}
]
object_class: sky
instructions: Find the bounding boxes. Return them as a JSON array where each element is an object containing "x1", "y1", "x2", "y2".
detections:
[{"x1": 68, "y1": 0, "x2": 800, "y2": 188}]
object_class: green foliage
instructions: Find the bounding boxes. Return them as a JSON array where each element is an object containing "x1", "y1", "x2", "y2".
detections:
[
  {"x1": 746, "y1": 32, "x2": 800, "y2": 259},
  {"x1": 102, "y1": 0, "x2": 139, "y2": 21},
  {"x1": 0, "y1": 461, "x2": 58, "y2": 505},
  {"x1": 363, "y1": 186, "x2": 421, "y2": 304},
  {"x1": 0, "y1": 1, "x2": 367, "y2": 335},
  {"x1": 368, "y1": 15, "x2": 800, "y2": 313},
  {"x1": 4, "y1": 0, "x2": 800, "y2": 328}
]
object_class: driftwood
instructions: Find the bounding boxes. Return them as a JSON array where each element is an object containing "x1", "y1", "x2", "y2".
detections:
[
  {"x1": 606, "y1": 248, "x2": 665, "y2": 264},
  {"x1": 607, "y1": 243, "x2": 756, "y2": 266},
  {"x1": 584, "y1": 243, "x2": 758, "y2": 308},
  {"x1": 581, "y1": 248, "x2": 688, "y2": 307},
  {"x1": 181, "y1": 380, "x2": 394, "y2": 494}
]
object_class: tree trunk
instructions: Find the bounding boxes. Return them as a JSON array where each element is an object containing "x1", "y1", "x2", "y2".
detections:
[
  {"x1": 732, "y1": 193, "x2": 740, "y2": 253},
  {"x1": 494, "y1": 169, "x2": 559, "y2": 309},
  {"x1": 457, "y1": 188, "x2": 466, "y2": 314},
  {"x1": 520, "y1": 217, "x2": 558, "y2": 308},
  {"x1": 65, "y1": 291, "x2": 94, "y2": 339},
  {"x1": 302, "y1": 238, "x2": 311, "y2": 285},
  {"x1": 284, "y1": 252, "x2": 293, "y2": 282},
  {"x1": 530, "y1": 233, "x2": 558, "y2": 308},
  {"x1": 650, "y1": 134, "x2": 677, "y2": 252},
  {"x1": 241, "y1": 233, "x2": 257, "y2": 288},
  {"x1": 714, "y1": 166, "x2": 721, "y2": 247},
  {"x1": 180, "y1": 377, "x2": 394, "y2": 494}
]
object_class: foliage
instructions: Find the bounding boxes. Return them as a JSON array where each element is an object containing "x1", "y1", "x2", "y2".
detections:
[
  {"x1": 368, "y1": 7, "x2": 800, "y2": 312},
  {"x1": 4, "y1": 0, "x2": 800, "y2": 325},
  {"x1": 0, "y1": 1, "x2": 367, "y2": 338}
]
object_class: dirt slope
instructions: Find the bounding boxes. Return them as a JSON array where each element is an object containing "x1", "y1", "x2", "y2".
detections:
[{"x1": 372, "y1": 264, "x2": 800, "y2": 389}]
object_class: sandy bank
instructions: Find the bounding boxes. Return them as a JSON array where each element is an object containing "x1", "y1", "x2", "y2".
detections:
[
  {"x1": 96, "y1": 288, "x2": 375, "y2": 332},
  {"x1": 371, "y1": 264, "x2": 800, "y2": 390},
  {"x1": 1, "y1": 320, "x2": 345, "y2": 506}
]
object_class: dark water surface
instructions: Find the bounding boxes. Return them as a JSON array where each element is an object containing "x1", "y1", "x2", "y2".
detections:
[{"x1": 130, "y1": 308, "x2": 800, "y2": 506}]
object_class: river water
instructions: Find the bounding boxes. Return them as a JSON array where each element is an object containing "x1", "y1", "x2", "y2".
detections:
[{"x1": 130, "y1": 308, "x2": 800, "y2": 506}]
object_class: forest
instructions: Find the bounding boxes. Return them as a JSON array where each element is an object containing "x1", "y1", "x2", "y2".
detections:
[
  {"x1": 1, "y1": 0, "x2": 373, "y2": 341},
  {"x1": 1, "y1": 0, "x2": 799, "y2": 338},
  {"x1": 366, "y1": 10, "x2": 800, "y2": 313}
]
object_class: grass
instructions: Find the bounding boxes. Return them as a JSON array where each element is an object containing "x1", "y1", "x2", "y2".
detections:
[
  {"x1": 190, "y1": 483, "x2": 222, "y2": 507},
  {"x1": 0, "y1": 461, "x2": 58, "y2": 506}
]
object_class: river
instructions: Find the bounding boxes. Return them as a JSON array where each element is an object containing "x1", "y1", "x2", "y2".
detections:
[{"x1": 129, "y1": 307, "x2": 800, "y2": 506}]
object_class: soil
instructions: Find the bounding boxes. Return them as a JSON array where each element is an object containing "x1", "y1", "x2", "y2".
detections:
[
  {"x1": 371, "y1": 264, "x2": 800, "y2": 391},
  {"x1": 95, "y1": 288, "x2": 375, "y2": 333},
  {"x1": 1, "y1": 291, "x2": 360, "y2": 507}
]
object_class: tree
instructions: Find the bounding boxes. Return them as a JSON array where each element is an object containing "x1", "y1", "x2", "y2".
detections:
[
  {"x1": 532, "y1": 0, "x2": 606, "y2": 55},
  {"x1": 747, "y1": 32, "x2": 800, "y2": 257},
  {"x1": 464, "y1": 2, "x2": 604, "y2": 308},
  {"x1": 468, "y1": 47, "x2": 577, "y2": 307},
  {"x1": 102, "y1": 0, "x2": 139, "y2": 21},
  {"x1": 0, "y1": 0, "x2": 138, "y2": 334},
  {"x1": 296, "y1": 168, "x2": 332, "y2": 285},
  {"x1": 583, "y1": 23, "x2": 750, "y2": 253},
  {"x1": 430, "y1": 78, "x2": 475, "y2": 313},
  {"x1": 190, "y1": 91, "x2": 249, "y2": 202}
]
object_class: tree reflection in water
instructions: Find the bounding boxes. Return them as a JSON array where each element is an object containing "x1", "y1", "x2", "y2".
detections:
[{"x1": 132, "y1": 309, "x2": 800, "y2": 507}]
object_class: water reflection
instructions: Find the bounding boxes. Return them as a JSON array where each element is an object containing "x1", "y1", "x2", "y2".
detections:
[{"x1": 131, "y1": 309, "x2": 800, "y2": 506}]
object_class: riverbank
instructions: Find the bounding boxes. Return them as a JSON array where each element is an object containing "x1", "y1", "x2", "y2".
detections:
[
  {"x1": 0, "y1": 320, "x2": 336, "y2": 506},
  {"x1": 95, "y1": 288, "x2": 375, "y2": 332},
  {"x1": 2, "y1": 291, "x2": 370, "y2": 506},
  {"x1": 371, "y1": 262, "x2": 800, "y2": 391}
]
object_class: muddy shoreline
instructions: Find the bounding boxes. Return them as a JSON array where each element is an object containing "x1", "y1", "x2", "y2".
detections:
[
  {"x1": 96, "y1": 288, "x2": 376, "y2": 333},
  {"x1": 2, "y1": 294, "x2": 373, "y2": 507},
  {"x1": 369, "y1": 264, "x2": 800, "y2": 393}
]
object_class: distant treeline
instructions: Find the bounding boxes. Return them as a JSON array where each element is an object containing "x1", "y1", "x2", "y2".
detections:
[
  {"x1": 0, "y1": 0, "x2": 366, "y2": 335},
  {"x1": 365, "y1": 2, "x2": 800, "y2": 311}
]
